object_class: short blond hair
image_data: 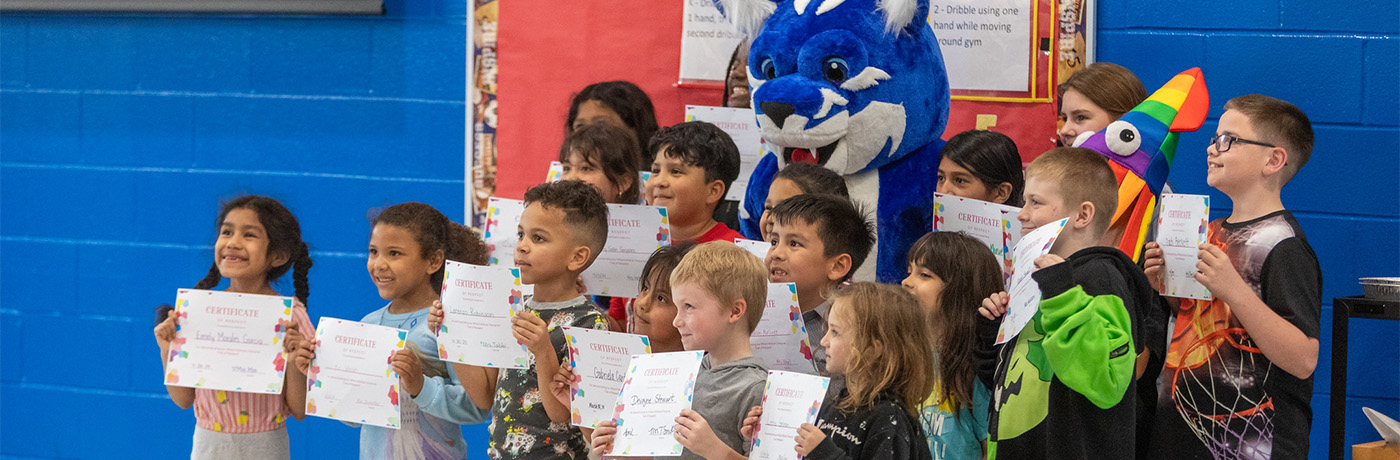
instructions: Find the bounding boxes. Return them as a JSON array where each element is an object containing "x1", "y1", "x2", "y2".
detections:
[
  {"x1": 669, "y1": 241, "x2": 768, "y2": 332},
  {"x1": 1025, "y1": 147, "x2": 1119, "y2": 238}
]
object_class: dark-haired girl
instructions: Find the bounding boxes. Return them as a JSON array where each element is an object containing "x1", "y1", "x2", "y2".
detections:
[
  {"x1": 566, "y1": 81, "x2": 659, "y2": 166},
  {"x1": 289, "y1": 202, "x2": 491, "y2": 459},
  {"x1": 153, "y1": 195, "x2": 315, "y2": 460},
  {"x1": 937, "y1": 130, "x2": 1026, "y2": 207},
  {"x1": 903, "y1": 232, "x2": 1004, "y2": 459}
]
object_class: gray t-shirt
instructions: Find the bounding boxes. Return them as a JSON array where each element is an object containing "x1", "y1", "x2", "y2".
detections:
[{"x1": 681, "y1": 355, "x2": 768, "y2": 460}]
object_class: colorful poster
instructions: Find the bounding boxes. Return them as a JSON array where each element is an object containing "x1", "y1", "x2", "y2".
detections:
[
  {"x1": 677, "y1": 0, "x2": 743, "y2": 84},
  {"x1": 751, "y1": 283, "x2": 816, "y2": 374},
  {"x1": 750, "y1": 371, "x2": 830, "y2": 460},
  {"x1": 607, "y1": 351, "x2": 705, "y2": 457},
  {"x1": 1156, "y1": 193, "x2": 1212, "y2": 300},
  {"x1": 933, "y1": 193, "x2": 1022, "y2": 274},
  {"x1": 734, "y1": 238, "x2": 770, "y2": 261},
  {"x1": 927, "y1": 0, "x2": 1034, "y2": 92},
  {"x1": 684, "y1": 106, "x2": 764, "y2": 201},
  {"x1": 564, "y1": 327, "x2": 652, "y2": 428},
  {"x1": 582, "y1": 203, "x2": 671, "y2": 298},
  {"x1": 469, "y1": 0, "x2": 500, "y2": 227},
  {"x1": 997, "y1": 218, "x2": 1068, "y2": 344},
  {"x1": 163, "y1": 289, "x2": 294, "y2": 394},
  {"x1": 438, "y1": 261, "x2": 530, "y2": 369},
  {"x1": 304, "y1": 317, "x2": 407, "y2": 429}
]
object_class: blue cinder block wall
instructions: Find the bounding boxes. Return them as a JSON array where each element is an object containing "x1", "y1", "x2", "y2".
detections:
[
  {"x1": 1097, "y1": 1, "x2": 1400, "y2": 459},
  {"x1": 0, "y1": 2, "x2": 491, "y2": 459},
  {"x1": 1, "y1": 1, "x2": 1396, "y2": 459}
]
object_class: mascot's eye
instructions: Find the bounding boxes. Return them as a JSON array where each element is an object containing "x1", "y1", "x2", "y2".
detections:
[
  {"x1": 1104, "y1": 120, "x2": 1142, "y2": 157},
  {"x1": 760, "y1": 58, "x2": 776, "y2": 80},
  {"x1": 822, "y1": 56, "x2": 849, "y2": 83}
]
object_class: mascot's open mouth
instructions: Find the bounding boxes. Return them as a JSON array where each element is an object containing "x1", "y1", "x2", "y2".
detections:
[{"x1": 783, "y1": 141, "x2": 839, "y2": 166}]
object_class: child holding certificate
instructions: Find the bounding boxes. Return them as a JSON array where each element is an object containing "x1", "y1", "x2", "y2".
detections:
[
  {"x1": 936, "y1": 130, "x2": 1025, "y2": 207},
  {"x1": 792, "y1": 283, "x2": 936, "y2": 460},
  {"x1": 1140, "y1": 95, "x2": 1322, "y2": 460},
  {"x1": 902, "y1": 232, "x2": 1001, "y2": 460},
  {"x1": 290, "y1": 202, "x2": 491, "y2": 459},
  {"x1": 591, "y1": 241, "x2": 770, "y2": 460},
  {"x1": 437, "y1": 181, "x2": 612, "y2": 459},
  {"x1": 153, "y1": 195, "x2": 315, "y2": 460},
  {"x1": 976, "y1": 148, "x2": 1162, "y2": 460},
  {"x1": 559, "y1": 122, "x2": 645, "y2": 329}
]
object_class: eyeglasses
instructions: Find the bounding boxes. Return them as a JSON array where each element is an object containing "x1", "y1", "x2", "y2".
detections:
[{"x1": 1209, "y1": 134, "x2": 1275, "y2": 152}]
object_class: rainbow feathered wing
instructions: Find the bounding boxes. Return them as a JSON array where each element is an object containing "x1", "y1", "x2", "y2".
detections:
[{"x1": 1073, "y1": 68, "x2": 1209, "y2": 261}]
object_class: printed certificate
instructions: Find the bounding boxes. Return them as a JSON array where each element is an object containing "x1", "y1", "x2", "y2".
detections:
[
  {"x1": 564, "y1": 327, "x2": 652, "y2": 428},
  {"x1": 998, "y1": 218, "x2": 1068, "y2": 344},
  {"x1": 164, "y1": 289, "x2": 295, "y2": 394},
  {"x1": 1157, "y1": 193, "x2": 1212, "y2": 300},
  {"x1": 607, "y1": 351, "x2": 705, "y2": 457},
  {"x1": 438, "y1": 261, "x2": 531, "y2": 369},
  {"x1": 750, "y1": 283, "x2": 815, "y2": 374},
  {"x1": 581, "y1": 203, "x2": 671, "y2": 298},
  {"x1": 304, "y1": 317, "x2": 407, "y2": 429},
  {"x1": 750, "y1": 371, "x2": 830, "y2": 460}
]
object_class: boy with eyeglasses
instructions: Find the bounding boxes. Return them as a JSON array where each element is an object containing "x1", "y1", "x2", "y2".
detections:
[{"x1": 1141, "y1": 94, "x2": 1322, "y2": 459}]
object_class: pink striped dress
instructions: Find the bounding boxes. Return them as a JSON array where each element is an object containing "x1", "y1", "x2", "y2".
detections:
[{"x1": 191, "y1": 304, "x2": 314, "y2": 434}]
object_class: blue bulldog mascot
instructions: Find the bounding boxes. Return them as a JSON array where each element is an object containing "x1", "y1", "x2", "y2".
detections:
[{"x1": 718, "y1": 0, "x2": 950, "y2": 282}]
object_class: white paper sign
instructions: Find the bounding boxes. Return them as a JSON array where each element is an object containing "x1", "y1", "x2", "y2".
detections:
[
  {"x1": 928, "y1": 0, "x2": 1033, "y2": 91},
  {"x1": 933, "y1": 193, "x2": 1022, "y2": 275},
  {"x1": 564, "y1": 327, "x2": 652, "y2": 428},
  {"x1": 678, "y1": 0, "x2": 743, "y2": 83},
  {"x1": 685, "y1": 106, "x2": 764, "y2": 201},
  {"x1": 582, "y1": 203, "x2": 672, "y2": 298},
  {"x1": 304, "y1": 317, "x2": 407, "y2": 429},
  {"x1": 750, "y1": 371, "x2": 830, "y2": 460},
  {"x1": 163, "y1": 289, "x2": 294, "y2": 394},
  {"x1": 437, "y1": 261, "x2": 530, "y2": 369},
  {"x1": 734, "y1": 238, "x2": 771, "y2": 260},
  {"x1": 751, "y1": 283, "x2": 816, "y2": 374},
  {"x1": 546, "y1": 161, "x2": 564, "y2": 183},
  {"x1": 484, "y1": 197, "x2": 526, "y2": 267},
  {"x1": 1156, "y1": 193, "x2": 1212, "y2": 300},
  {"x1": 997, "y1": 218, "x2": 1068, "y2": 344},
  {"x1": 608, "y1": 351, "x2": 706, "y2": 457}
]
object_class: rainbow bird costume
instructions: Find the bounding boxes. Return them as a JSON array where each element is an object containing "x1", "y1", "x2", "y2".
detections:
[{"x1": 1073, "y1": 68, "x2": 1209, "y2": 261}]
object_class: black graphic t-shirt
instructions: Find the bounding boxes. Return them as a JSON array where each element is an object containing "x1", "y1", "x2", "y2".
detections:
[{"x1": 1146, "y1": 211, "x2": 1321, "y2": 460}]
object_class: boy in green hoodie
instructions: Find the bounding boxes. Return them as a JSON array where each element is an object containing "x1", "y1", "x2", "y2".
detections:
[{"x1": 977, "y1": 147, "x2": 1165, "y2": 460}]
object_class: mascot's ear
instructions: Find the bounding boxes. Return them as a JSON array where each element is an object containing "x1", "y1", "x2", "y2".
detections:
[
  {"x1": 713, "y1": 0, "x2": 778, "y2": 38},
  {"x1": 877, "y1": 0, "x2": 929, "y2": 36}
]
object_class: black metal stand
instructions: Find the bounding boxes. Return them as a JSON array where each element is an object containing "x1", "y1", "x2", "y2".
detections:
[{"x1": 1330, "y1": 296, "x2": 1400, "y2": 460}]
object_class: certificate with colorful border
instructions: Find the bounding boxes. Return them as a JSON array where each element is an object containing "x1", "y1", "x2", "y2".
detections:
[
  {"x1": 750, "y1": 371, "x2": 829, "y2": 460},
  {"x1": 734, "y1": 238, "x2": 771, "y2": 261},
  {"x1": 164, "y1": 289, "x2": 294, "y2": 394},
  {"x1": 304, "y1": 317, "x2": 407, "y2": 429},
  {"x1": 483, "y1": 197, "x2": 526, "y2": 268},
  {"x1": 582, "y1": 203, "x2": 671, "y2": 298},
  {"x1": 564, "y1": 327, "x2": 652, "y2": 428},
  {"x1": 998, "y1": 218, "x2": 1068, "y2": 344},
  {"x1": 1157, "y1": 193, "x2": 1212, "y2": 300},
  {"x1": 607, "y1": 351, "x2": 705, "y2": 457},
  {"x1": 438, "y1": 260, "x2": 530, "y2": 369},
  {"x1": 933, "y1": 192, "x2": 1022, "y2": 276},
  {"x1": 750, "y1": 283, "x2": 816, "y2": 374}
]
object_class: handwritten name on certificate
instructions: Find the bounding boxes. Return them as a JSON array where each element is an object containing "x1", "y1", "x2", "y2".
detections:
[
  {"x1": 751, "y1": 283, "x2": 816, "y2": 374},
  {"x1": 933, "y1": 193, "x2": 1022, "y2": 275},
  {"x1": 438, "y1": 261, "x2": 530, "y2": 369},
  {"x1": 997, "y1": 218, "x2": 1068, "y2": 344},
  {"x1": 1157, "y1": 193, "x2": 1212, "y2": 300},
  {"x1": 582, "y1": 203, "x2": 671, "y2": 298},
  {"x1": 608, "y1": 351, "x2": 705, "y2": 457},
  {"x1": 564, "y1": 327, "x2": 652, "y2": 428},
  {"x1": 304, "y1": 317, "x2": 407, "y2": 429},
  {"x1": 734, "y1": 238, "x2": 771, "y2": 261},
  {"x1": 751, "y1": 371, "x2": 830, "y2": 460},
  {"x1": 164, "y1": 289, "x2": 294, "y2": 393}
]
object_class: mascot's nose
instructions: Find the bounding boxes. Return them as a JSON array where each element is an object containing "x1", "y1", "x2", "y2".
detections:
[{"x1": 760, "y1": 102, "x2": 795, "y2": 129}]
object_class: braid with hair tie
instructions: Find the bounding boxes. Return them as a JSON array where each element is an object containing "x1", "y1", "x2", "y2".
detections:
[
  {"x1": 293, "y1": 241, "x2": 313, "y2": 307},
  {"x1": 193, "y1": 262, "x2": 222, "y2": 290}
]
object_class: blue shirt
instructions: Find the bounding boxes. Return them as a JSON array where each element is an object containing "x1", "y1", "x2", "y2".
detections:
[
  {"x1": 357, "y1": 305, "x2": 490, "y2": 460},
  {"x1": 921, "y1": 381, "x2": 990, "y2": 460}
]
